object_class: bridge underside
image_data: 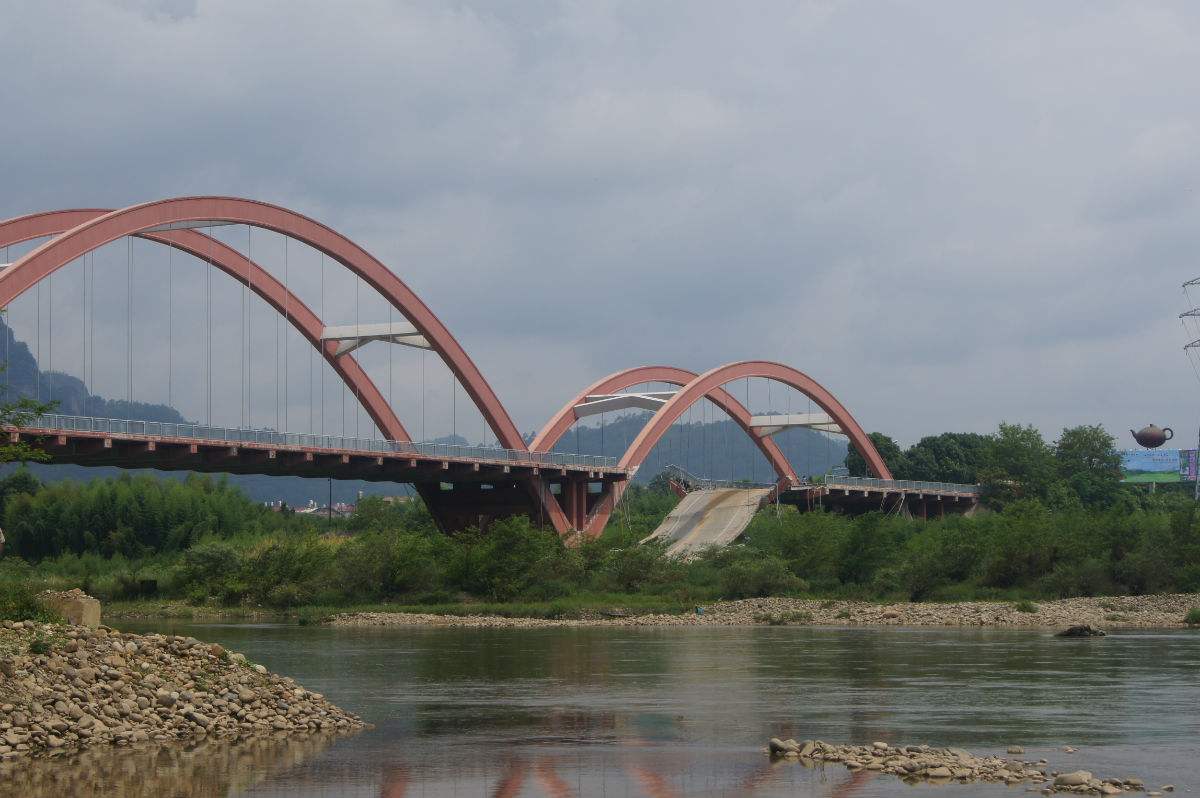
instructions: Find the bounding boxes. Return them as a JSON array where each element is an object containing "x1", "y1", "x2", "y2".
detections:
[
  {"x1": 8, "y1": 427, "x2": 627, "y2": 535},
  {"x1": 780, "y1": 484, "x2": 979, "y2": 518}
]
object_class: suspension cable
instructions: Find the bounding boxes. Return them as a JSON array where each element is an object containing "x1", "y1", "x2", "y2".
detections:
[
  {"x1": 4, "y1": 243, "x2": 9, "y2": 395},
  {"x1": 128, "y1": 236, "x2": 133, "y2": 406},
  {"x1": 88, "y1": 251, "x2": 94, "y2": 397},
  {"x1": 275, "y1": 253, "x2": 280, "y2": 432},
  {"x1": 3, "y1": 243, "x2": 8, "y2": 395},
  {"x1": 206, "y1": 232, "x2": 213, "y2": 425},
  {"x1": 168, "y1": 244, "x2": 173, "y2": 411},
  {"x1": 35, "y1": 277, "x2": 40, "y2": 402},
  {"x1": 420, "y1": 349, "x2": 426, "y2": 442},
  {"x1": 354, "y1": 272, "x2": 360, "y2": 438},
  {"x1": 388, "y1": 301, "x2": 393, "y2": 441},
  {"x1": 319, "y1": 250, "x2": 325, "y2": 437},
  {"x1": 247, "y1": 225, "x2": 253, "y2": 428},
  {"x1": 240, "y1": 226, "x2": 246, "y2": 427},
  {"x1": 47, "y1": 269, "x2": 52, "y2": 405},
  {"x1": 283, "y1": 235, "x2": 289, "y2": 434}
]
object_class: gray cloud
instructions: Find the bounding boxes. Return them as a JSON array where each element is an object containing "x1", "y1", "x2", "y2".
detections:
[{"x1": 3, "y1": 0, "x2": 1200, "y2": 454}]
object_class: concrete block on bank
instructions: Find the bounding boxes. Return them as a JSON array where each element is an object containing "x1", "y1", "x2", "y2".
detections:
[{"x1": 37, "y1": 589, "x2": 101, "y2": 628}]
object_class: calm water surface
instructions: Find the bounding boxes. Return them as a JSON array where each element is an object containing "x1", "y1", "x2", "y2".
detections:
[{"x1": 6, "y1": 623, "x2": 1199, "y2": 797}]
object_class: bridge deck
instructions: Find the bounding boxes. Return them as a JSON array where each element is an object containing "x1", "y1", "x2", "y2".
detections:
[
  {"x1": 5, "y1": 415, "x2": 628, "y2": 483},
  {"x1": 781, "y1": 476, "x2": 980, "y2": 517}
]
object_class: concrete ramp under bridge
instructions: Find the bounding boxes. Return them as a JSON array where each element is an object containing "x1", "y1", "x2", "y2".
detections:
[{"x1": 641, "y1": 487, "x2": 773, "y2": 558}]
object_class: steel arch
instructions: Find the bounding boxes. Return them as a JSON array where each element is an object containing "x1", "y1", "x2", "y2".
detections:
[
  {"x1": 621, "y1": 361, "x2": 892, "y2": 479},
  {"x1": 533, "y1": 364, "x2": 812, "y2": 538},
  {"x1": 0, "y1": 196, "x2": 524, "y2": 449},
  {"x1": 531, "y1": 364, "x2": 797, "y2": 482},
  {"x1": 0, "y1": 209, "x2": 408, "y2": 442}
]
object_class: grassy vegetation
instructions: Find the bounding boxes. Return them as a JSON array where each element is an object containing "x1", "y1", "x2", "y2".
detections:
[
  {"x1": 5, "y1": 481, "x2": 1200, "y2": 621},
  {"x1": 2, "y1": 413, "x2": 1200, "y2": 622}
]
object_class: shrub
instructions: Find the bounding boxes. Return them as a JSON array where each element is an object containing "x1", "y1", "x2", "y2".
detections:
[
  {"x1": 28, "y1": 636, "x2": 52, "y2": 655},
  {"x1": 719, "y1": 554, "x2": 805, "y2": 599},
  {"x1": 1013, "y1": 600, "x2": 1039, "y2": 613},
  {"x1": 266, "y1": 583, "x2": 310, "y2": 609},
  {"x1": 596, "y1": 543, "x2": 678, "y2": 594},
  {"x1": 181, "y1": 541, "x2": 241, "y2": 588},
  {"x1": 1184, "y1": 608, "x2": 1200, "y2": 626},
  {"x1": 0, "y1": 579, "x2": 51, "y2": 622}
]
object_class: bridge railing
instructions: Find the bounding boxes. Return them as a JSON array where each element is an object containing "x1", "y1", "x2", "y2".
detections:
[
  {"x1": 23, "y1": 414, "x2": 619, "y2": 470},
  {"x1": 823, "y1": 475, "x2": 981, "y2": 496}
]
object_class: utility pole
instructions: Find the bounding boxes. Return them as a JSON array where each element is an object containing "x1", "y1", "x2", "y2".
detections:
[
  {"x1": 1180, "y1": 280, "x2": 1200, "y2": 501},
  {"x1": 328, "y1": 477, "x2": 333, "y2": 523}
]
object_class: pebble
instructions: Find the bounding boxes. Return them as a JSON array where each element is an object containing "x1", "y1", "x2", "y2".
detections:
[
  {"x1": 0, "y1": 622, "x2": 364, "y2": 759},
  {"x1": 764, "y1": 738, "x2": 1154, "y2": 794},
  {"x1": 327, "y1": 593, "x2": 1200, "y2": 629}
]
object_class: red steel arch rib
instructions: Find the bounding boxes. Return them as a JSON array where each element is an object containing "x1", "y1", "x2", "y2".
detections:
[
  {"x1": 531, "y1": 364, "x2": 797, "y2": 482},
  {"x1": 0, "y1": 197, "x2": 524, "y2": 449},
  {"x1": 532, "y1": 365, "x2": 801, "y2": 538},
  {"x1": 0, "y1": 209, "x2": 408, "y2": 442},
  {"x1": 573, "y1": 361, "x2": 891, "y2": 538},
  {"x1": 622, "y1": 361, "x2": 892, "y2": 479}
]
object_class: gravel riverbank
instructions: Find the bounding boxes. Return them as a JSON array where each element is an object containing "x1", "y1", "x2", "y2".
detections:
[
  {"x1": 767, "y1": 739, "x2": 1172, "y2": 794},
  {"x1": 328, "y1": 593, "x2": 1200, "y2": 629},
  {"x1": 0, "y1": 620, "x2": 364, "y2": 759}
]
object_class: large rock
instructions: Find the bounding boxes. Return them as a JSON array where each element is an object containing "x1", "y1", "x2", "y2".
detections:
[
  {"x1": 1055, "y1": 770, "x2": 1094, "y2": 786},
  {"x1": 1056, "y1": 625, "x2": 1106, "y2": 638},
  {"x1": 37, "y1": 589, "x2": 101, "y2": 628}
]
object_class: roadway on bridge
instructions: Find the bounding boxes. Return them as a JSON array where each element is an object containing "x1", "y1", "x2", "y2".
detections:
[{"x1": 642, "y1": 487, "x2": 772, "y2": 558}]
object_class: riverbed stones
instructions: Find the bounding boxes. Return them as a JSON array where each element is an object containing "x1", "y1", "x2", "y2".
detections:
[
  {"x1": 326, "y1": 592, "x2": 1200, "y2": 630},
  {"x1": 0, "y1": 622, "x2": 364, "y2": 759},
  {"x1": 766, "y1": 739, "x2": 1151, "y2": 794}
]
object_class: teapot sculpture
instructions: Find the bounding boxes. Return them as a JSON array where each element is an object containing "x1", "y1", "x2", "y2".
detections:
[{"x1": 1131, "y1": 424, "x2": 1173, "y2": 449}]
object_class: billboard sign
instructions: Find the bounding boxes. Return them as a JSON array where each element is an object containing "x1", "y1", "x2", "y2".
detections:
[
  {"x1": 1119, "y1": 449, "x2": 1181, "y2": 483},
  {"x1": 1181, "y1": 449, "x2": 1199, "y2": 482}
]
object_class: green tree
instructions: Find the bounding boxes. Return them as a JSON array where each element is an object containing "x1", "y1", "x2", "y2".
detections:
[
  {"x1": 903, "y1": 432, "x2": 992, "y2": 483},
  {"x1": 1054, "y1": 424, "x2": 1121, "y2": 507},
  {"x1": 979, "y1": 423, "x2": 1059, "y2": 508},
  {"x1": 0, "y1": 366, "x2": 54, "y2": 465},
  {"x1": 845, "y1": 432, "x2": 907, "y2": 477}
]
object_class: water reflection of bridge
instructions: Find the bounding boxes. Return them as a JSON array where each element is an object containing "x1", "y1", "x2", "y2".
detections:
[{"x1": 377, "y1": 754, "x2": 874, "y2": 798}]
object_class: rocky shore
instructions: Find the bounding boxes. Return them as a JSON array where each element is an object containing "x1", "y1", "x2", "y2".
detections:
[
  {"x1": 766, "y1": 739, "x2": 1172, "y2": 795},
  {"x1": 0, "y1": 620, "x2": 365, "y2": 759},
  {"x1": 328, "y1": 593, "x2": 1200, "y2": 629}
]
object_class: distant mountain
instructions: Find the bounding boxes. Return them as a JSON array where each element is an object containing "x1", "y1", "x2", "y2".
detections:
[
  {"x1": 546, "y1": 410, "x2": 847, "y2": 484},
  {"x1": 0, "y1": 317, "x2": 845, "y2": 500},
  {"x1": 0, "y1": 317, "x2": 187, "y2": 422}
]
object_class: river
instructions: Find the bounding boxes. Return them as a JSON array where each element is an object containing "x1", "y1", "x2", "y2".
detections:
[{"x1": 6, "y1": 623, "x2": 1198, "y2": 796}]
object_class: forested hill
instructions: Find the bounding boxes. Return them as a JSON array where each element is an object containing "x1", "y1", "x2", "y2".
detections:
[
  {"x1": 0, "y1": 317, "x2": 187, "y2": 423},
  {"x1": 546, "y1": 411, "x2": 846, "y2": 484}
]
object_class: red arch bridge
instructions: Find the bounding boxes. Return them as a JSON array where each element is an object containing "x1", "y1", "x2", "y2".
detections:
[{"x1": 0, "y1": 198, "x2": 978, "y2": 539}]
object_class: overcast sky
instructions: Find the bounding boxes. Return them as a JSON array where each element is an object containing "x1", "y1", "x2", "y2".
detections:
[{"x1": 2, "y1": 0, "x2": 1199, "y2": 452}]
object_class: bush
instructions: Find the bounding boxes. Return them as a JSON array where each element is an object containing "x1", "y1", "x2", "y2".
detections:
[
  {"x1": 1184, "y1": 608, "x2": 1200, "y2": 626},
  {"x1": 595, "y1": 543, "x2": 678, "y2": 594},
  {"x1": 1013, "y1": 600, "x2": 1039, "y2": 613},
  {"x1": 0, "y1": 579, "x2": 51, "y2": 622},
  {"x1": 181, "y1": 541, "x2": 242, "y2": 588},
  {"x1": 719, "y1": 553, "x2": 805, "y2": 599}
]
